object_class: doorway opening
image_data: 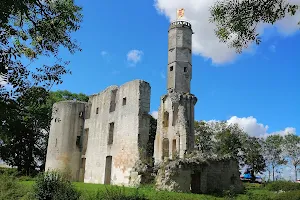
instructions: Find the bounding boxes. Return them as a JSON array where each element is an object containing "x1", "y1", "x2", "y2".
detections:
[
  {"x1": 191, "y1": 170, "x2": 201, "y2": 194},
  {"x1": 104, "y1": 156, "x2": 112, "y2": 184}
]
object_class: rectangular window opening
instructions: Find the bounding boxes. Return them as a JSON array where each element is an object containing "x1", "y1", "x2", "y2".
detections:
[
  {"x1": 122, "y1": 97, "x2": 127, "y2": 106},
  {"x1": 76, "y1": 136, "x2": 81, "y2": 147},
  {"x1": 96, "y1": 107, "x2": 99, "y2": 114},
  {"x1": 109, "y1": 89, "x2": 117, "y2": 113},
  {"x1": 184, "y1": 67, "x2": 187, "y2": 72},
  {"x1": 108, "y1": 122, "x2": 115, "y2": 145},
  {"x1": 170, "y1": 66, "x2": 173, "y2": 71},
  {"x1": 82, "y1": 129, "x2": 89, "y2": 155}
]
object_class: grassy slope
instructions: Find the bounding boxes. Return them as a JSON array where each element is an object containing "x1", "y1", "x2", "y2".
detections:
[{"x1": 21, "y1": 181, "x2": 278, "y2": 200}]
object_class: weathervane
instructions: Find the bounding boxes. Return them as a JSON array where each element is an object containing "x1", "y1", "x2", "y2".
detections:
[{"x1": 176, "y1": 8, "x2": 185, "y2": 21}]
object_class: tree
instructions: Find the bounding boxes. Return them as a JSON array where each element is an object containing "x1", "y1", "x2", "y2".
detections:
[
  {"x1": 194, "y1": 121, "x2": 214, "y2": 154},
  {"x1": 0, "y1": 0, "x2": 82, "y2": 100},
  {"x1": 283, "y1": 134, "x2": 300, "y2": 181},
  {"x1": 146, "y1": 116, "x2": 157, "y2": 164},
  {"x1": 243, "y1": 136, "x2": 266, "y2": 182},
  {"x1": 263, "y1": 135, "x2": 287, "y2": 181},
  {"x1": 210, "y1": 0, "x2": 299, "y2": 53},
  {"x1": 214, "y1": 122, "x2": 248, "y2": 162},
  {"x1": 0, "y1": 88, "x2": 88, "y2": 175}
]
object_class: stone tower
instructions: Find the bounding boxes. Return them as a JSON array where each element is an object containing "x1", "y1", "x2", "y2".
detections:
[
  {"x1": 45, "y1": 101, "x2": 86, "y2": 181},
  {"x1": 154, "y1": 21, "x2": 197, "y2": 164},
  {"x1": 167, "y1": 21, "x2": 193, "y2": 93}
]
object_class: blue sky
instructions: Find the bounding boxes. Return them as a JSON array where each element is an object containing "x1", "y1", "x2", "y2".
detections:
[{"x1": 48, "y1": 0, "x2": 299, "y2": 137}]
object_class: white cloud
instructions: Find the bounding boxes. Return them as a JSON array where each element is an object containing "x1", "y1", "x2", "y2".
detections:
[
  {"x1": 151, "y1": 111, "x2": 158, "y2": 119},
  {"x1": 127, "y1": 50, "x2": 143, "y2": 66},
  {"x1": 101, "y1": 51, "x2": 108, "y2": 56},
  {"x1": 154, "y1": 0, "x2": 300, "y2": 64},
  {"x1": 227, "y1": 116, "x2": 296, "y2": 138},
  {"x1": 269, "y1": 45, "x2": 276, "y2": 52},
  {"x1": 160, "y1": 71, "x2": 166, "y2": 79},
  {"x1": 227, "y1": 116, "x2": 269, "y2": 137}
]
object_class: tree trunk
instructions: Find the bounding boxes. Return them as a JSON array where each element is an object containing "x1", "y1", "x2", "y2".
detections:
[
  {"x1": 295, "y1": 165, "x2": 298, "y2": 182},
  {"x1": 272, "y1": 166, "x2": 275, "y2": 181},
  {"x1": 268, "y1": 170, "x2": 271, "y2": 182}
]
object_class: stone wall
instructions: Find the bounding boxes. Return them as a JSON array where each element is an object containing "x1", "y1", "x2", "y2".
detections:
[
  {"x1": 83, "y1": 80, "x2": 151, "y2": 185},
  {"x1": 154, "y1": 91, "x2": 197, "y2": 164},
  {"x1": 156, "y1": 157, "x2": 243, "y2": 194},
  {"x1": 45, "y1": 101, "x2": 86, "y2": 181}
]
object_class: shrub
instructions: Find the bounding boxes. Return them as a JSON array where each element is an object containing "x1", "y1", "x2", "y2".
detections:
[
  {"x1": 273, "y1": 190, "x2": 300, "y2": 200},
  {"x1": 0, "y1": 167, "x2": 18, "y2": 176},
  {"x1": 33, "y1": 170, "x2": 80, "y2": 200},
  {"x1": 0, "y1": 172, "x2": 31, "y2": 200},
  {"x1": 265, "y1": 181, "x2": 300, "y2": 192}
]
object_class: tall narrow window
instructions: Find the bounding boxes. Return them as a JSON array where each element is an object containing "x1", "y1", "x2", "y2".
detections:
[
  {"x1": 162, "y1": 138, "x2": 169, "y2": 159},
  {"x1": 163, "y1": 111, "x2": 169, "y2": 127},
  {"x1": 82, "y1": 129, "x2": 89, "y2": 155},
  {"x1": 172, "y1": 104, "x2": 178, "y2": 126},
  {"x1": 172, "y1": 139, "x2": 177, "y2": 158},
  {"x1": 104, "y1": 156, "x2": 112, "y2": 184},
  {"x1": 184, "y1": 67, "x2": 187, "y2": 72},
  {"x1": 108, "y1": 122, "x2": 114, "y2": 145},
  {"x1": 76, "y1": 136, "x2": 81, "y2": 147},
  {"x1": 122, "y1": 97, "x2": 126, "y2": 106},
  {"x1": 96, "y1": 107, "x2": 99, "y2": 114},
  {"x1": 109, "y1": 89, "x2": 117, "y2": 112},
  {"x1": 170, "y1": 66, "x2": 173, "y2": 71}
]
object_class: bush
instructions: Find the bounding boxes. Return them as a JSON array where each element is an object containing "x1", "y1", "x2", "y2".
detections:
[
  {"x1": 273, "y1": 190, "x2": 300, "y2": 200},
  {"x1": 266, "y1": 181, "x2": 300, "y2": 192},
  {"x1": 33, "y1": 170, "x2": 80, "y2": 200},
  {"x1": 0, "y1": 172, "x2": 31, "y2": 200},
  {"x1": 0, "y1": 167, "x2": 18, "y2": 176}
]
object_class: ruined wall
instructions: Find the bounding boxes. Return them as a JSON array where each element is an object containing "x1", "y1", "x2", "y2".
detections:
[
  {"x1": 156, "y1": 159, "x2": 243, "y2": 194},
  {"x1": 83, "y1": 80, "x2": 151, "y2": 185},
  {"x1": 154, "y1": 91, "x2": 197, "y2": 164},
  {"x1": 45, "y1": 101, "x2": 86, "y2": 181}
]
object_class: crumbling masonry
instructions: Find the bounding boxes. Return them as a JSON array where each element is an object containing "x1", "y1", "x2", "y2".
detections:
[
  {"x1": 45, "y1": 80, "x2": 151, "y2": 185},
  {"x1": 45, "y1": 20, "x2": 243, "y2": 193},
  {"x1": 153, "y1": 21, "x2": 197, "y2": 163}
]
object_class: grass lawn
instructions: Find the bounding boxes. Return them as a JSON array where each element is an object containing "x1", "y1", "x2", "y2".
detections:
[{"x1": 21, "y1": 181, "x2": 279, "y2": 200}]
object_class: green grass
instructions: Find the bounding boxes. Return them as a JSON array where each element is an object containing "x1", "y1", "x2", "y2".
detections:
[
  {"x1": 20, "y1": 181, "x2": 300, "y2": 200},
  {"x1": 21, "y1": 181, "x2": 223, "y2": 200}
]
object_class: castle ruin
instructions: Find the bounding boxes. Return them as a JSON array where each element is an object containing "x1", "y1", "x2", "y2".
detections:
[
  {"x1": 45, "y1": 80, "x2": 151, "y2": 185},
  {"x1": 45, "y1": 20, "x2": 243, "y2": 194},
  {"x1": 153, "y1": 21, "x2": 197, "y2": 163}
]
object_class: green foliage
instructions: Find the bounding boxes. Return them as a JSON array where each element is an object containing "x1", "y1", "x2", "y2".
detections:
[
  {"x1": 0, "y1": 167, "x2": 18, "y2": 176},
  {"x1": 210, "y1": 0, "x2": 299, "y2": 53},
  {"x1": 0, "y1": 87, "x2": 51, "y2": 175},
  {"x1": 0, "y1": 0, "x2": 83, "y2": 99},
  {"x1": 33, "y1": 171, "x2": 80, "y2": 200},
  {"x1": 49, "y1": 90, "x2": 89, "y2": 103},
  {"x1": 283, "y1": 134, "x2": 300, "y2": 181},
  {"x1": 194, "y1": 121, "x2": 215, "y2": 154},
  {"x1": 0, "y1": 88, "x2": 88, "y2": 175},
  {"x1": 194, "y1": 120, "x2": 266, "y2": 177},
  {"x1": 263, "y1": 135, "x2": 286, "y2": 181},
  {"x1": 242, "y1": 137, "x2": 266, "y2": 178},
  {"x1": 0, "y1": 172, "x2": 31, "y2": 200},
  {"x1": 265, "y1": 181, "x2": 300, "y2": 192},
  {"x1": 146, "y1": 116, "x2": 157, "y2": 163},
  {"x1": 273, "y1": 190, "x2": 300, "y2": 200}
]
